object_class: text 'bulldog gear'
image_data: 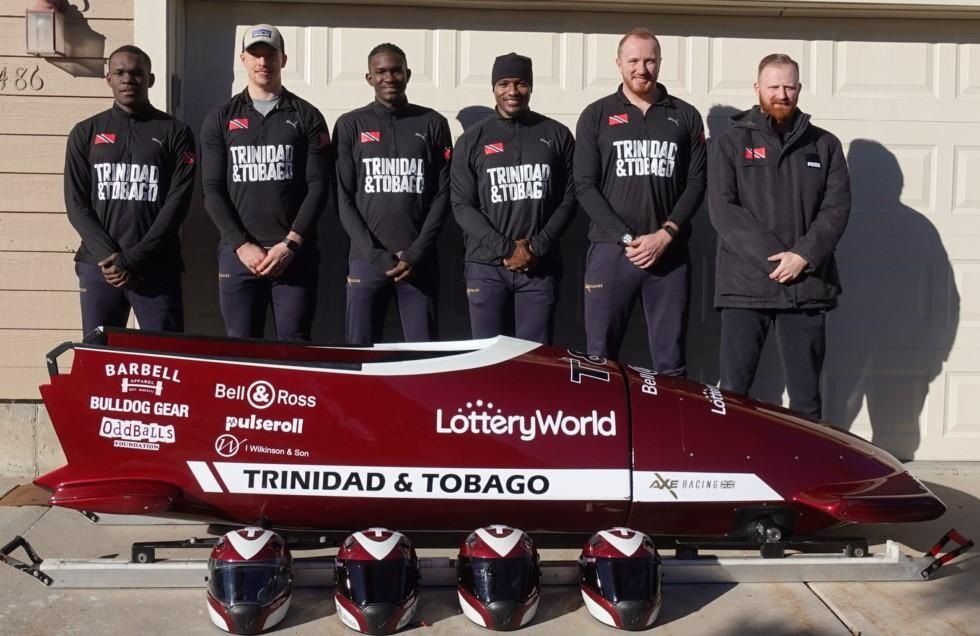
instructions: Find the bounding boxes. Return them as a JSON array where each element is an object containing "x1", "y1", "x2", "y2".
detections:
[
  {"x1": 334, "y1": 528, "x2": 420, "y2": 635},
  {"x1": 457, "y1": 525, "x2": 541, "y2": 631},
  {"x1": 579, "y1": 527, "x2": 662, "y2": 631},
  {"x1": 206, "y1": 527, "x2": 293, "y2": 635}
]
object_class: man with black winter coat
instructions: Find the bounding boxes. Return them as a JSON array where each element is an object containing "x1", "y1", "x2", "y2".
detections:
[
  {"x1": 335, "y1": 43, "x2": 452, "y2": 344},
  {"x1": 451, "y1": 52, "x2": 576, "y2": 344},
  {"x1": 708, "y1": 53, "x2": 851, "y2": 419}
]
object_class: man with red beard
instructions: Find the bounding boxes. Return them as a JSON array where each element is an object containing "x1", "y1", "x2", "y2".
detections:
[
  {"x1": 576, "y1": 29, "x2": 706, "y2": 375},
  {"x1": 708, "y1": 54, "x2": 850, "y2": 419}
]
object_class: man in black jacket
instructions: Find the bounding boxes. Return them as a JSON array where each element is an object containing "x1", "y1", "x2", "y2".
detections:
[
  {"x1": 65, "y1": 45, "x2": 196, "y2": 335},
  {"x1": 451, "y1": 53, "x2": 576, "y2": 344},
  {"x1": 575, "y1": 29, "x2": 706, "y2": 375},
  {"x1": 201, "y1": 24, "x2": 330, "y2": 341},
  {"x1": 335, "y1": 43, "x2": 452, "y2": 344},
  {"x1": 708, "y1": 54, "x2": 850, "y2": 418}
]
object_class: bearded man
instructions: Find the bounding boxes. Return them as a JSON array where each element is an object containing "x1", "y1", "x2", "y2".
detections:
[
  {"x1": 708, "y1": 53, "x2": 851, "y2": 419},
  {"x1": 575, "y1": 28, "x2": 706, "y2": 374}
]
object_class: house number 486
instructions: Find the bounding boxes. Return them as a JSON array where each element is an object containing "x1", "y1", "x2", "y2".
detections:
[{"x1": 0, "y1": 66, "x2": 44, "y2": 91}]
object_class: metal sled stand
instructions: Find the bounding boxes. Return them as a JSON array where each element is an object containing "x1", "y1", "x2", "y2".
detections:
[{"x1": 2, "y1": 530, "x2": 972, "y2": 589}]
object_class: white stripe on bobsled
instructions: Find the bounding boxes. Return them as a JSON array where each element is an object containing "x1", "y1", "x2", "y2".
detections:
[
  {"x1": 76, "y1": 336, "x2": 540, "y2": 377},
  {"x1": 187, "y1": 461, "x2": 223, "y2": 493}
]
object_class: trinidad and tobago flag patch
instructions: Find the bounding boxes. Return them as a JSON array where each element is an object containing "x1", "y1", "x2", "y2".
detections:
[
  {"x1": 318, "y1": 131, "x2": 331, "y2": 148},
  {"x1": 744, "y1": 146, "x2": 767, "y2": 160},
  {"x1": 608, "y1": 113, "x2": 629, "y2": 126},
  {"x1": 228, "y1": 118, "x2": 249, "y2": 131},
  {"x1": 180, "y1": 151, "x2": 197, "y2": 165},
  {"x1": 360, "y1": 131, "x2": 381, "y2": 143},
  {"x1": 93, "y1": 133, "x2": 116, "y2": 145},
  {"x1": 443, "y1": 147, "x2": 452, "y2": 160},
  {"x1": 483, "y1": 142, "x2": 504, "y2": 155}
]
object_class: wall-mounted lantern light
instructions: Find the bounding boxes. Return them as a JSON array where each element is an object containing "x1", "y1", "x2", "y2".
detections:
[{"x1": 25, "y1": 0, "x2": 66, "y2": 57}]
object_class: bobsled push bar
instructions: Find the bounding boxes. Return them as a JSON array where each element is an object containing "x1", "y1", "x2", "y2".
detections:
[{"x1": 2, "y1": 530, "x2": 973, "y2": 588}]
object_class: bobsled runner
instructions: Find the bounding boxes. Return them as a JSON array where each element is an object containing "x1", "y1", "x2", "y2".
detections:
[{"x1": 33, "y1": 328, "x2": 944, "y2": 544}]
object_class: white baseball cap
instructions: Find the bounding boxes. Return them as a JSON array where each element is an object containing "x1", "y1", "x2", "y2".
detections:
[{"x1": 242, "y1": 24, "x2": 284, "y2": 52}]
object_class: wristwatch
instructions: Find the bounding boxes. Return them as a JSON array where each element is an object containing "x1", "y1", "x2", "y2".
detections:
[
  {"x1": 620, "y1": 233, "x2": 634, "y2": 246},
  {"x1": 282, "y1": 238, "x2": 301, "y2": 252},
  {"x1": 661, "y1": 223, "x2": 678, "y2": 238}
]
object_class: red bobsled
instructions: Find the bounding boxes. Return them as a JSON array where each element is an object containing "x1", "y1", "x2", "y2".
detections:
[{"x1": 34, "y1": 328, "x2": 944, "y2": 542}]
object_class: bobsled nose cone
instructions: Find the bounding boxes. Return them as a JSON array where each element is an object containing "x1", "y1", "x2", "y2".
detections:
[
  {"x1": 227, "y1": 604, "x2": 262, "y2": 635},
  {"x1": 616, "y1": 600, "x2": 657, "y2": 631},
  {"x1": 360, "y1": 603, "x2": 400, "y2": 635},
  {"x1": 486, "y1": 601, "x2": 523, "y2": 630}
]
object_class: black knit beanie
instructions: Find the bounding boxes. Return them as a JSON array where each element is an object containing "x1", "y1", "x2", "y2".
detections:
[{"x1": 491, "y1": 52, "x2": 533, "y2": 86}]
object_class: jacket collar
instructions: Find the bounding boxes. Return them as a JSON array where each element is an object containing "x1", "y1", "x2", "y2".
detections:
[
  {"x1": 369, "y1": 99, "x2": 411, "y2": 118},
  {"x1": 111, "y1": 101, "x2": 158, "y2": 121},
  {"x1": 615, "y1": 83, "x2": 674, "y2": 109},
  {"x1": 494, "y1": 107, "x2": 536, "y2": 126},
  {"x1": 734, "y1": 105, "x2": 811, "y2": 139},
  {"x1": 239, "y1": 86, "x2": 296, "y2": 112}
]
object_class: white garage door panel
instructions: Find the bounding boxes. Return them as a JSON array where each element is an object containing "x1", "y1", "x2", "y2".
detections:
[{"x1": 182, "y1": 1, "x2": 980, "y2": 460}]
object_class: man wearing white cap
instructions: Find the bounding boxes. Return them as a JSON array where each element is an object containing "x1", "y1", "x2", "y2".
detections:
[{"x1": 201, "y1": 24, "x2": 332, "y2": 341}]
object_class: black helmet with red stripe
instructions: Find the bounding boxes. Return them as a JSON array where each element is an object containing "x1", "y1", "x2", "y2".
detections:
[
  {"x1": 334, "y1": 528, "x2": 420, "y2": 634},
  {"x1": 206, "y1": 527, "x2": 293, "y2": 634},
  {"x1": 579, "y1": 527, "x2": 662, "y2": 630},
  {"x1": 457, "y1": 525, "x2": 541, "y2": 630}
]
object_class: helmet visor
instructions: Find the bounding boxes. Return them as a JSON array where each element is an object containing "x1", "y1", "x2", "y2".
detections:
[
  {"x1": 459, "y1": 556, "x2": 537, "y2": 604},
  {"x1": 584, "y1": 557, "x2": 660, "y2": 603},
  {"x1": 208, "y1": 561, "x2": 291, "y2": 605},
  {"x1": 337, "y1": 560, "x2": 417, "y2": 606}
]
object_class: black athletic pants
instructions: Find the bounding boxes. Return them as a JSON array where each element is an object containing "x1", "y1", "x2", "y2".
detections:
[
  {"x1": 464, "y1": 261, "x2": 556, "y2": 344},
  {"x1": 719, "y1": 307, "x2": 826, "y2": 419},
  {"x1": 77, "y1": 262, "x2": 183, "y2": 335},
  {"x1": 217, "y1": 243, "x2": 318, "y2": 341},
  {"x1": 583, "y1": 242, "x2": 690, "y2": 375},
  {"x1": 345, "y1": 258, "x2": 437, "y2": 344}
]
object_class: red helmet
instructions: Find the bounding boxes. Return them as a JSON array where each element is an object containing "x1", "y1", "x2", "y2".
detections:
[
  {"x1": 579, "y1": 527, "x2": 662, "y2": 631},
  {"x1": 206, "y1": 527, "x2": 293, "y2": 634},
  {"x1": 334, "y1": 528, "x2": 420, "y2": 635},
  {"x1": 457, "y1": 525, "x2": 541, "y2": 631}
]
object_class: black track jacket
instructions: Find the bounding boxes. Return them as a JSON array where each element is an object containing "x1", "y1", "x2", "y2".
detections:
[
  {"x1": 575, "y1": 84, "x2": 706, "y2": 243},
  {"x1": 64, "y1": 103, "x2": 196, "y2": 272},
  {"x1": 451, "y1": 110, "x2": 576, "y2": 264},
  {"x1": 201, "y1": 88, "x2": 330, "y2": 248},
  {"x1": 708, "y1": 106, "x2": 850, "y2": 309},
  {"x1": 334, "y1": 101, "x2": 452, "y2": 269}
]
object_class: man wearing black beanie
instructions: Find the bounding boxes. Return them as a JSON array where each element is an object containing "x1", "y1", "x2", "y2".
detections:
[{"x1": 451, "y1": 53, "x2": 577, "y2": 343}]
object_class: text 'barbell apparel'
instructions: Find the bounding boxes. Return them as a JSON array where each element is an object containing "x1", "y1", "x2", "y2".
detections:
[
  {"x1": 64, "y1": 103, "x2": 197, "y2": 273},
  {"x1": 200, "y1": 88, "x2": 331, "y2": 248},
  {"x1": 451, "y1": 110, "x2": 577, "y2": 264},
  {"x1": 575, "y1": 84, "x2": 706, "y2": 243},
  {"x1": 334, "y1": 101, "x2": 453, "y2": 270}
]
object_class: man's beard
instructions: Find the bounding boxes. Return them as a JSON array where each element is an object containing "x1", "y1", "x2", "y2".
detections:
[{"x1": 760, "y1": 98, "x2": 796, "y2": 125}]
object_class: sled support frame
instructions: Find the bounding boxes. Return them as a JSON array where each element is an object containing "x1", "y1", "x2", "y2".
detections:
[{"x1": 3, "y1": 531, "x2": 973, "y2": 588}]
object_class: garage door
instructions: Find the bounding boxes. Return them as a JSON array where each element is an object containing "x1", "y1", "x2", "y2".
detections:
[{"x1": 177, "y1": 2, "x2": 980, "y2": 461}]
